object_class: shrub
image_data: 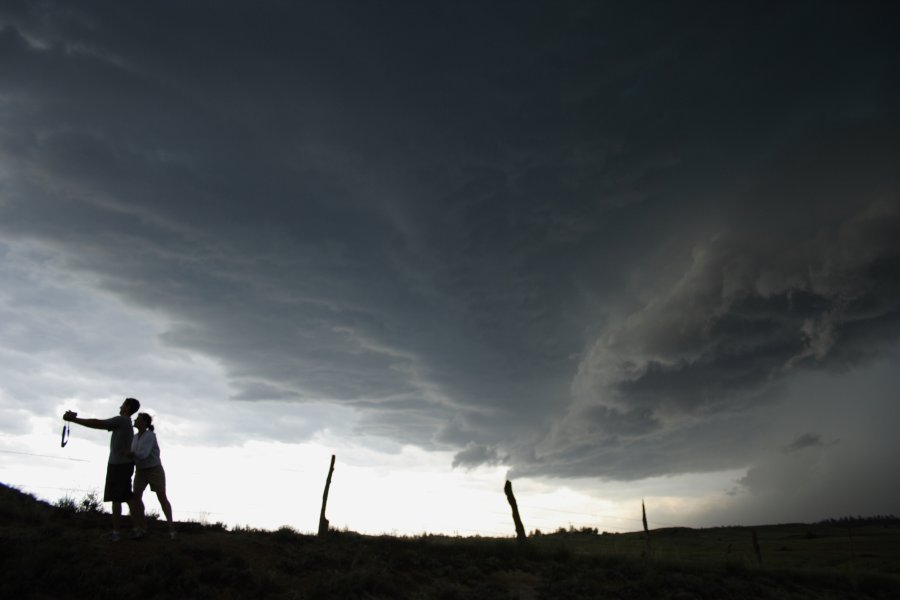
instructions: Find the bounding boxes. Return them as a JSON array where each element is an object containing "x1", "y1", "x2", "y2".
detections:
[
  {"x1": 77, "y1": 491, "x2": 103, "y2": 514},
  {"x1": 54, "y1": 495, "x2": 78, "y2": 513},
  {"x1": 273, "y1": 525, "x2": 301, "y2": 543}
]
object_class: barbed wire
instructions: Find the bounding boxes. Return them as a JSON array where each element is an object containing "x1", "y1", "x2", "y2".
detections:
[
  {"x1": 0, "y1": 449, "x2": 90, "y2": 462},
  {"x1": 518, "y1": 503, "x2": 683, "y2": 528},
  {"x1": 3, "y1": 445, "x2": 687, "y2": 534},
  {"x1": 7, "y1": 485, "x2": 683, "y2": 534},
  {"x1": 6, "y1": 482, "x2": 96, "y2": 494},
  {"x1": 7, "y1": 481, "x2": 673, "y2": 536}
]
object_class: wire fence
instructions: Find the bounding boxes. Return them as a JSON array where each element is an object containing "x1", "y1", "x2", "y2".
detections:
[
  {"x1": 2, "y1": 446, "x2": 680, "y2": 536},
  {"x1": 0, "y1": 449, "x2": 89, "y2": 462}
]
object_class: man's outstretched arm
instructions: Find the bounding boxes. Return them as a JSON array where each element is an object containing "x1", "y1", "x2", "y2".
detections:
[{"x1": 63, "y1": 411, "x2": 110, "y2": 430}]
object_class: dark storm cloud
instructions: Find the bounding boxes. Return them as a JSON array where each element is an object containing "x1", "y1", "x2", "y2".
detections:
[
  {"x1": 784, "y1": 433, "x2": 825, "y2": 454},
  {"x1": 581, "y1": 201, "x2": 900, "y2": 413},
  {"x1": 528, "y1": 200, "x2": 900, "y2": 479},
  {"x1": 702, "y1": 360, "x2": 900, "y2": 524},
  {"x1": 1, "y1": 0, "x2": 899, "y2": 513},
  {"x1": 451, "y1": 442, "x2": 504, "y2": 470}
]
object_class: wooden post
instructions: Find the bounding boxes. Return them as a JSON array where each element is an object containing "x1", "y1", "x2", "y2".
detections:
[
  {"x1": 642, "y1": 499, "x2": 652, "y2": 557},
  {"x1": 751, "y1": 529, "x2": 763, "y2": 566},
  {"x1": 503, "y1": 480, "x2": 527, "y2": 543},
  {"x1": 318, "y1": 454, "x2": 335, "y2": 537},
  {"x1": 847, "y1": 525, "x2": 855, "y2": 561}
]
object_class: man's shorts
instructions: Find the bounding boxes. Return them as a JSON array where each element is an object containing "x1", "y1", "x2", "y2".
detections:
[
  {"x1": 104, "y1": 463, "x2": 135, "y2": 502},
  {"x1": 134, "y1": 465, "x2": 166, "y2": 495}
]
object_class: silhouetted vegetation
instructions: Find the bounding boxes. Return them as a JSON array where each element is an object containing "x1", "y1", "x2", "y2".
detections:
[
  {"x1": 2, "y1": 483, "x2": 899, "y2": 599},
  {"x1": 54, "y1": 489, "x2": 103, "y2": 515},
  {"x1": 819, "y1": 515, "x2": 900, "y2": 527}
]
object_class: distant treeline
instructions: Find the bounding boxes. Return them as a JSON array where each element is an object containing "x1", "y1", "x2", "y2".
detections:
[{"x1": 818, "y1": 515, "x2": 900, "y2": 527}]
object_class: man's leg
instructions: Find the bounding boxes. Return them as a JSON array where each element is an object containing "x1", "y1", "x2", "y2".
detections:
[{"x1": 111, "y1": 501, "x2": 122, "y2": 533}]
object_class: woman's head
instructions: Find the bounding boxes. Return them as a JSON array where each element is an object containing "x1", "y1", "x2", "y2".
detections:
[{"x1": 135, "y1": 412, "x2": 154, "y2": 431}]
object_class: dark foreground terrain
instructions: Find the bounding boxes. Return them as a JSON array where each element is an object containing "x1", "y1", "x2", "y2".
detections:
[{"x1": 2, "y1": 483, "x2": 899, "y2": 599}]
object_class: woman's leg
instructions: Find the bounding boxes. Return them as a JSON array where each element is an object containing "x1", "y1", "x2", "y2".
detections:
[
  {"x1": 132, "y1": 470, "x2": 148, "y2": 533},
  {"x1": 156, "y1": 489, "x2": 173, "y2": 531}
]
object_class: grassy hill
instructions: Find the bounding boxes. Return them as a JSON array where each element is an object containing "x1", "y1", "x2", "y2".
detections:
[{"x1": 2, "y1": 483, "x2": 899, "y2": 599}]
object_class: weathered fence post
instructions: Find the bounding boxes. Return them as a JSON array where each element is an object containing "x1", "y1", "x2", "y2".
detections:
[
  {"x1": 318, "y1": 454, "x2": 335, "y2": 537},
  {"x1": 751, "y1": 529, "x2": 763, "y2": 566},
  {"x1": 642, "y1": 499, "x2": 652, "y2": 557},
  {"x1": 847, "y1": 525, "x2": 855, "y2": 562},
  {"x1": 503, "y1": 480, "x2": 527, "y2": 543}
]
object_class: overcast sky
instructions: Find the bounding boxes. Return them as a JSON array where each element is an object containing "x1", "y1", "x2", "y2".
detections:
[{"x1": 1, "y1": 1, "x2": 899, "y2": 533}]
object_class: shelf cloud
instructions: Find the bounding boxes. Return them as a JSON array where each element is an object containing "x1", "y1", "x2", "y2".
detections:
[{"x1": 1, "y1": 1, "x2": 898, "y2": 524}]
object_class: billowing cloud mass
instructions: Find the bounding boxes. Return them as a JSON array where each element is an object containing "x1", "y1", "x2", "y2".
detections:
[
  {"x1": 1, "y1": 1, "x2": 899, "y2": 523},
  {"x1": 529, "y1": 202, "x2": 900, "y2": 479}
]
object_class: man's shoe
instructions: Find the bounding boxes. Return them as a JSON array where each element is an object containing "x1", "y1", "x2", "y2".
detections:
[
  {"x1": 108, "y1": 531, "x2": 121, "y2": 542},
  {"x1": 129, "y1": 529, "x2": 146, "y2": 540}
]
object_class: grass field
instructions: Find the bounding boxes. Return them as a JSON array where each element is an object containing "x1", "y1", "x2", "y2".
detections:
[
  {"x1": 533, "y1": 522, "x2": 900, "y2": 574},
  {"x1": 2, "y1": 482, "x2": 898, "y2": 599}
]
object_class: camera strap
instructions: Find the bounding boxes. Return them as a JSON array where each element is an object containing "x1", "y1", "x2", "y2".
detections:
[{"x1": 61, "y1": 422, "x2": 70, "y2": 448}]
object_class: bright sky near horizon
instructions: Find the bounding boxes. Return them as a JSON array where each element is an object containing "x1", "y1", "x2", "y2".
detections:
[{"x1": 1, "y1": 1, "x2": 899, "y2": 535}]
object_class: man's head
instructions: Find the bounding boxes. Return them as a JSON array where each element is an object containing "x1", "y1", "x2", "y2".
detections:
[{"x1": 120, "y1": 397, "x2": 141, "y2": 416}]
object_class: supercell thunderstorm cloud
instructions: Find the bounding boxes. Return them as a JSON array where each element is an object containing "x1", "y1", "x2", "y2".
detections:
[{"x1": 1, "y1": 1, "x2": 898, "y2": 527}]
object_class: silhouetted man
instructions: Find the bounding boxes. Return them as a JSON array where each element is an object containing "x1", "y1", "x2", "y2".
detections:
[{"x1": 63, "y1": 397, "x2": 146, "y2": 540}]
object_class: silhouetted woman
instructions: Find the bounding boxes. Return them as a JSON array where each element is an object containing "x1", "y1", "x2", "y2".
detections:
[{"x1": 130, "y1": 412, "x2": 175, "y2": 539}]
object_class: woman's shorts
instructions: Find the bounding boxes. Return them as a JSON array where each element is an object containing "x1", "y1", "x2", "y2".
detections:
[
  {"x1": 134, "y1": 465, "x2": 166, "y2": 495},
  {"x1": 104, "y1": 463, "x2": 135, "y2": 502}
]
